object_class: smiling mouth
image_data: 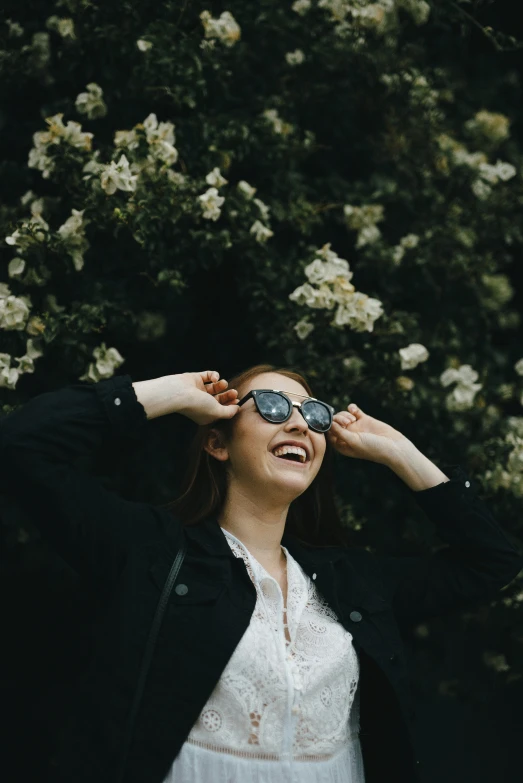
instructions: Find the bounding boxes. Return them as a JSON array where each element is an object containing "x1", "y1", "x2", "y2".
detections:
[{"x1": 270, "y1": 452, "x2": 309, "y2": 467}]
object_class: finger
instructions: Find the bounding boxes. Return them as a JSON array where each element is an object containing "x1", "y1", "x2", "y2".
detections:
[
  {"x1": 215, "y1": 389, "x2": 239, "y2": 404},
  {"x1": 201, "y1": 370, "x2": 220, "y2": 383},
  {"x1": 347, "y1": 403, "x2": 361, "y2": 415}
]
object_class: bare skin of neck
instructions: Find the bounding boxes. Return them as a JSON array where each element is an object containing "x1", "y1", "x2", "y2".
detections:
[{"x1": 218, "y1": 487, "x2": 290, "y2": 602}]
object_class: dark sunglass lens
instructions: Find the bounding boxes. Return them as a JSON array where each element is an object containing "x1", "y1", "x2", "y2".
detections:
[
  {"x1": 258, "y1": 392, "x2": 290, "y2": 422},
  {"x1": 302, "y1": 401, "x2": 331, "y2": 431}
]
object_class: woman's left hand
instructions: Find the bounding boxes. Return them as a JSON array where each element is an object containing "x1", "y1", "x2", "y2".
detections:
[{"x1": 327, "y1": 403, "x2": 412, "y2": 466}]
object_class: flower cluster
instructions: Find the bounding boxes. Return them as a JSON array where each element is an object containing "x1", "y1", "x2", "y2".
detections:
[
  {"x1": 5, "y1": 196, "x2": 48, "y2": 252},
  {"x1": 317, "y1": 0, "x2": 430, "y2": 37},
  {"x1": 464, "y1": 110, "x2": 511, "y2": 146},
  {"x1": 46, "y1": 15, "x2": 75, "y2": 39},
  {"x1": 440, "y1": 364, "x2": 483, "y2": 411},
  {"x1": 292, "y1": 0, "x2": 312, "y2": 14},
  {"x1": 79, "y1": 343, "x2": 125, "y2": 382},
  {"x1": 289, "y1": 243, "x2": 384, "y2": 333},
  {"x1": 75, "y1": 82, "x2": 108, "y2": 120},
  {"x1": 398, "y1": 342, "x2": 429, "y2": 370},
  {"x1": 0, "y1": 336, "x2": 44, "y2": 390},
  {"x1": 200, "y1": 10, "x2": 241, "y2": 48},
  {"x1": 0, "y1": 283, "x2": 32, "y2": 334},
  {"x1": 28, "y1": 113, "x2": 93, "y2": 179},
  {"x1": 343, "y1": 203, "x2": 385, "y2": 248},
  {"x1": 484, "y1": 417, "x2": 523, "y2": 499},
  {"x1": 436, "y1": 132, "x2": 516, "y2": 200}
]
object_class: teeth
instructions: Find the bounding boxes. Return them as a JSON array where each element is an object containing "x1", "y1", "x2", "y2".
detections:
[{"x1": 272, "y1": 445, "x2": 307, "y2": 463}]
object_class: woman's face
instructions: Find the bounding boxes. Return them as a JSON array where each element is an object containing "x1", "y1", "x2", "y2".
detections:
[{"x1": 207, "y1": 372, "x2": 327, "y2": 502}]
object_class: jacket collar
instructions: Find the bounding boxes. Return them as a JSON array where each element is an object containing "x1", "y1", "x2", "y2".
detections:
[{"x1": 183, "y1": 512, "x2": 346, "y2": 564}]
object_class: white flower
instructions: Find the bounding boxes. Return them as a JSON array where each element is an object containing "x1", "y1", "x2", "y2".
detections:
[
  {"x1": 79, "y1": 343, "x2": 125, "y2": 382},
  {"x1": 399, "y1": 343, "x2": 429, "y2": 370},
  {"x1": 440, "y1": 364, "x2": 483, "y2": 411},
  {"x1": 400, "y1": 233, "x2": 420, "y2": 249},
  {"x1": 294, "y1": 318, "x2": 315, "y2": 340},
  {"x1": 198, "y1": 187, "x2": 225, "y2": 221},
  {"x1": 332, "y1": 293, "x2": 384, "y2": 332},
  {"x1": 8, "y1": 258, "x2": 26, "y2": 278},
  {"x1": 46, "y1": 16, "x2": 75, "y2": 39},
  {"x1": 0, "y1": 294, "x2": 32, "y2": 331},
  {"x1": 26, "y1": 338, "x2": 44, "y2": 360},
  {"x1": 492, "y1": 160, "x2": 516, "y2": 182},
  {"x1": 344, "y1": 203, "x2": 385, "y2": 247},
  {"x1": 14, "y1": 353, "x2": 35, "y2": 375},
  {"x1": 471, "y1": 179, "x2": 492, "y2": 200},
  {"x1": 28, "y1": 113, "x2": 93, "y2": 178},
  {"x1": 100, "y1": 155, "x2": 138, "y2": 195},
  {"x1": 57, "y1": 208, "x2": 89, "y2": 271},
  {"x1": 514, "y1": 358, "x2": 523, "y2": 377},
  {"x1": 464, "y1": 110, "x2": 511, "y2": 145},
  {"x1": 7, "y1": 19, "x2": 24, "y2": 37},
  {"x1": 0, "y1": 283, "x2": 12, "y2": 298},
  {"x1": 356, "y1": 224, "x2": 381, "y2": 248},
  {"x1": 285, "y1": 49, "x2": 305, "y2": 66},
  {"x1": 305, "y1": 255, "x2": 352, "y2": 284},
  {"x1": 141, "y1": 113, "x2": 178, "y2": 166},
  {"x1": 75, "y1": 82, "x2": 108, "y2": 120},
  {"x1": 262, "y1": 108, "x2": 293, "y2": 135},
  {"x1": 114, "y1": 129, "x2": 140, "y2": 150},
  {"x1": 292, "y1": 0, "x2": 312, "y2": 14},
  {"x1": 137, "y1": 39, "x2": 153, "y2": 52},
  {"x1": 148, "y1": 140, "x2": 179, "y2": 166},
  {"x1": 0, "y1": 358, "x2": 20, "y2": 390},
  {"x1": 200, "y1": 10, "x2": 241, "y2": 47},
  {"x1": 253, "y1": 198, "x2": 270, "y2": 222},
  {"x1": 237, "y1": 180, "x2": 257, "y2": 199},
  {"x1": 205, "y1": 167, "x2": 229, "y2": 188},
  {"x1": 143, "y1": 113, "x2": 176, "y2": 146},
  {"x1": 249, "y1": 221, "x2": 274, "y2": 243}
]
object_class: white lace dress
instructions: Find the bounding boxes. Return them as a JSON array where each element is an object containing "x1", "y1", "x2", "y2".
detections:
[{"x1": 163, "y1": 528, "x2": 365, "y2": 783}]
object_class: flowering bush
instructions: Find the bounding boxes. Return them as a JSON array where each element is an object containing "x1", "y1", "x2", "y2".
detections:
[{"x1": 0, "y1": 0, "x2": 522, "y2": 730}]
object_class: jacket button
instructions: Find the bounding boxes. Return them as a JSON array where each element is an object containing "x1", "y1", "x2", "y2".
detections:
[
  {"x1": 114, "y1": 397, "x2": 121, "y2": 406},
  {"x1": 389, "y1": 652, "x2": 396, "y2": 661},
  {"x1": 175, "y1": 583, "x2": 188, "y2": 595},
  {"x1": 349, "y1": 611, "x2": 362, "y2": 622},
  {"x1": 465, "y1": 481, "x2": 470, "y2": 487},
  {"x1": 312, "y1": 573, "x2": 317, "y2": 580}
]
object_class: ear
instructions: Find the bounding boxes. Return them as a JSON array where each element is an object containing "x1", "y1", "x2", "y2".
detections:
[{"x1": 203, "y1": 428, "x2": 230, "y2": 463}]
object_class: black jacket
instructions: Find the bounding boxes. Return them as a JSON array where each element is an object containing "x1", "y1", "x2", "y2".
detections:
[{"x1": 0, "y1": 374, "x2": 521, "y2": 783}]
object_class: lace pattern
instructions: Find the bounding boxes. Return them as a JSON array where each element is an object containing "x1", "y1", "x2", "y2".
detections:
[{"x1": 185, "y1": 529, "x2": 361, "y2": 761}]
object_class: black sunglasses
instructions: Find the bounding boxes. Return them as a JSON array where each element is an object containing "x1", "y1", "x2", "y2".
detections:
[{"x1": 237, "y1": 389, "x2": 335, "y2": 433}]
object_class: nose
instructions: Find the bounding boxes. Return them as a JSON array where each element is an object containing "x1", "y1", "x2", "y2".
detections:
[{"x1": 284, "y1": 406, "x2": 309, "y2": 434}]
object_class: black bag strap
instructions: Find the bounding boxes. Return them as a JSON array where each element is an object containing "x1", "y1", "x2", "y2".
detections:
[{"x1": 116, "y1": 540, "x2": 188, "y2": 782}]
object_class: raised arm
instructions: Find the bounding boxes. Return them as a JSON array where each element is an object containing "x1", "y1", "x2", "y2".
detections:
[
  {"x1": 377, "y1": 449, "x2": 523, "y2": 630},
  {"x1": 0, "y1": 370, "x2": 240, "y2": 594},
  {"x1": 328, "y1": 403, "x2": 523, "y2": 630}
]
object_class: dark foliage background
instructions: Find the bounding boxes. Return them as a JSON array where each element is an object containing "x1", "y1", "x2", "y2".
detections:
[{"x1": 1, "y1": 1, "x2": 522, "y2": 780}]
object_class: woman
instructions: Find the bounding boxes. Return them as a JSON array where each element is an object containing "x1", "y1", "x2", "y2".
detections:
[{"x1": 0, "y1": 365, "x2": 521, "y2": 783}]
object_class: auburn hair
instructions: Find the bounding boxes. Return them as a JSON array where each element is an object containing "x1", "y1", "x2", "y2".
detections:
[{"x1": 160, "y1": 364, "x2": 352, "y2": 549}]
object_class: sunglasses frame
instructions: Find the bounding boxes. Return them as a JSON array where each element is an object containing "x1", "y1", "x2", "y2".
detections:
[{"x1": 237, "y1": 389, "x2": 335, "y2": 433}]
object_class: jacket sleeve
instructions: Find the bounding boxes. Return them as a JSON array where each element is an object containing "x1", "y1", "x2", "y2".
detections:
[
  {"x1": 0, "y1": 373, "x2": 177, "y2": 593},
  {"x1": 374, "y1": 464, "x2": 523, "y2": 630}
]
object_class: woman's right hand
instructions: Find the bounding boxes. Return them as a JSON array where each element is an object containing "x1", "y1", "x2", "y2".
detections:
[{"x1": 171, "y1": 370, "x2": 240, "y2": 425}]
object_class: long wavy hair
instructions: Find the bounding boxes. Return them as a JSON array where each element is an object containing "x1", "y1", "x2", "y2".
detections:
[{"x1": 160, "y1": 364, "x2": 352, "y2": 549}]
